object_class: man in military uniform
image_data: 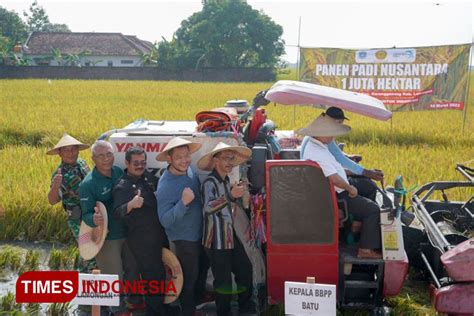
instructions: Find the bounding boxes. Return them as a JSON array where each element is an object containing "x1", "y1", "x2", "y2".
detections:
[{"x1": 47, "y1": 133, "x2": 95, "y2": 272}]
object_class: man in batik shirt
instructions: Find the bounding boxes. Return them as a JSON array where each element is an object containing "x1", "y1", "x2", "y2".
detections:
[{"x1": 197, "y1": 142, "x2": 255, "y2": 316}]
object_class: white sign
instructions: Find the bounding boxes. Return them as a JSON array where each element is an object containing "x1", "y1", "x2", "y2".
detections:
[
  {"x1": 285, "y1": 281, "x2": 336, "y2": 315},
  {"x1": 355, "y1": 48, "x2": 416, "y2": 63},
  {"x1": 72, "y1": 273, "x2": 120, "y2": 306}
]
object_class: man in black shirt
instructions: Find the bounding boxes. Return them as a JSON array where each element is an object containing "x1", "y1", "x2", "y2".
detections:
[{"x1": 113, "y1": 146, "x2": 168, "y2": 315}]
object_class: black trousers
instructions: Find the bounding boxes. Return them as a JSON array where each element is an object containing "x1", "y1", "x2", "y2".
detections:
[
  {"x1": 337, "y1": 191, "x2": 381, "y2": 249},
  {"x1": 205, "y1": 232, "x2": 254, "y2": 316},
  {"x1": 122, "y1": 243, "x2": 143, "y2": 305},
  {"x1": 349, "y1": 176, "x2": 378, "y2": 202},
  {"x1": 125, "y1": 231, "x2": 167, "y2": 316},
  {"x1": 173, "y1": 240, "x2": 201, "y2": 316},
  {"x1": 194, "y1": 244, "x2": 210, "y2": 305}
]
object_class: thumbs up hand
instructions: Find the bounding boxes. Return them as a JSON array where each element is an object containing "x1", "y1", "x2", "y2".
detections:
[
  {"x1": 230, "y1": 181, "x2": 244, "y2": 199},
  {"x1": 93, "y1": 203, "x2": 104, "y2": 226},
  {"x1": 52, "y1": 169, "x2": 63, "y2": 189},
  {"x1": 128, "y1": 189, "x2": 144, "y2": 213}
]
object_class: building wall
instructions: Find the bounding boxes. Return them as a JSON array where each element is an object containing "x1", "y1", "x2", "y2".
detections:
[
  {"x1": 0, "y1": 66, "x2": 275, "y2": 82},
  {"x1": 27, "y1": 55, "x2": 143, "y2": 67}
]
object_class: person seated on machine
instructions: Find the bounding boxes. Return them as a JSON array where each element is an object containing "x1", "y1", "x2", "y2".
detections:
[{"x1": 299, "y1": 114, "x2": 382, "y2": 259}]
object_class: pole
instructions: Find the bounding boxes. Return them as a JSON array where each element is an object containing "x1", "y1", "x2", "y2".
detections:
[
  {"x1": 91, "y1": 269, "x2": 101, "y2": 316},
  {"x1": 293, "y1": 16, "x2": 302, "y2": 129},
  {"x1": 296, "y1": 16, "x2": 301, "y2": 81},
  {"x1": 462, "y1": 44, "x2": 472, "y2": 134}
]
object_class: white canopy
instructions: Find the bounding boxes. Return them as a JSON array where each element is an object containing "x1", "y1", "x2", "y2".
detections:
[{"x1": 265, "y1": 80, "x2": 392, "y2": 121}]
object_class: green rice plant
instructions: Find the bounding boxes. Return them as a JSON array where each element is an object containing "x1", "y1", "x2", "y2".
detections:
[
  {"x1": 0, "y1": 246, "x2": 22, "y2": 272},
  {"x1": 48, "y1": 246, "x2": 79, "y2": 270},
  {"x1": 0, "y1": 291, "x2": 22, "y2": 314},
  {"x1": 25, "y1": 303, "x2": 41, "y2": 315},
  {"x1": 48, "y1": 248, "x2": 63, "y2": 270},
  {"x1": 46, "y1": 302, "x2": 71, "y2": 316},
  {"x1": 385, "y1": 269, "x2": 435, "y2": 315},
  {"x1": 18, "y1": 249, "x2": 40, "y2": 275},
  {"x1": 0, "y1": 206, "x2": 5, "y2": 239},
  {"x1": 387, "y1": 295, "x2": 435, "y2": 315},
  {"x1": 64, "y1": 246, "x2": 80, "y2": 270}
]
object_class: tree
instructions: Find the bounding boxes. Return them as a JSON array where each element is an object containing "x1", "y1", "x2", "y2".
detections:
[
  {"x1": 157, "y1": 0, "x2": 284, "y2": 69},
  {"x1": 63, "y1": 51, "x2": 87, "y2": 67},
  {"x1": 23, "y1": 1, "x2": 71, "y2": 33},
  {"x1": 156, "y1": 37, "x2": 188, "y2": 70},
  {"x1": 138, "y1": 42, "x2": 159, "y2": 66},
  {"x1": 50, "y1": 47, "x2": 63, "y2": 65},
  {"x1": 43, "y1": 23, "x2": 71, "y2": 32},
  {"x1": 0, "y1": 6, "x2": 28, "y2": 45},
  {"x1": 0, "y1": 6, "x2": 29, "y2": 64},
  {"x1": 23, "y1": 0, "x2": 50, "y2": 32}
]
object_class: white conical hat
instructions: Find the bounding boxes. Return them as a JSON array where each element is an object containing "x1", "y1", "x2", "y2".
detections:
[
  {"x1": 197, "y1": 142, "x2": 251, "y2": 171},
  {"x1": 47, "y1": 133, "x2": 89, "y2": 155},
  {"x1": 296, "y1": 114, "x2": 351, "y2": 137},
  {"x1": 77, "y1": 202, "x2": 108, "y2": 260},
  {"x1": 156, "y1": 137, "x2": 202, "y2": 161}
]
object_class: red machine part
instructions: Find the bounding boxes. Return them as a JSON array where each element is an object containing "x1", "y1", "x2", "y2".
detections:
[
  {"x1": 248, "y1": 108, "x2": 266, "y2": 144},
  {"x1": 441, "y1": 238, "x2": 474, "y2": 282},
  {"x1": 195, "y1": 110, "x2": 240, "y2": 132},
  {"x1": 429, "y1": 283, "x2": 474, "y2": 315},
  {"x1": 383, "y1": 258, "x2": 409, "y2": 296},
  {"x1": 265, "y1": 160, "x2": 339, "y2": 304}
]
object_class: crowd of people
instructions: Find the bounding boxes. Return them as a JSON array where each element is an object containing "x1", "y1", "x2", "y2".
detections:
[
  {"x1": 48, "y1": 132, "x2": 255, "y2": 316},
  {"x1": 47, "y1": 107, "x2": 384, "y2": 315}
]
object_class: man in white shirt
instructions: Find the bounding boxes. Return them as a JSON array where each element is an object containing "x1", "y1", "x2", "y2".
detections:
[
  {"x1": 299, "y1": 114, "x2": 382, "y2": 259},
  {"x1": 300, "y1": 107, "x2": 384, "y2": 202}
]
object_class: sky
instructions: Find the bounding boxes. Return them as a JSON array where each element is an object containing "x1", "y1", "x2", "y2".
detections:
[{"x1": 1, "y1": 0, "x2": 472, "y2": 64}]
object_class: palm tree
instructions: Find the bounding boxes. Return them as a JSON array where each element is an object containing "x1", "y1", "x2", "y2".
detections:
[
  {"x1": 63, "y1": 50, "x2": 90, "y2": 67},
  {"x1": 50, "y1": 47, "x2": 63, "y2": 65},
  {"x1": 138, "y1": 43, "x2": 159, "y2": 66}
]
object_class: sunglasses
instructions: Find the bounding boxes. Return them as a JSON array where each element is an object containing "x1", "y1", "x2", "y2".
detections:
[{"x1": 131, "y1": 160, "x2": 147, "y2": 167}]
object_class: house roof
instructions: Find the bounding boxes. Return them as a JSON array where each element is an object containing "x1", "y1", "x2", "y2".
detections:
[{"x1": 24, "y1": 32, "x2": 153, "y2": 56}]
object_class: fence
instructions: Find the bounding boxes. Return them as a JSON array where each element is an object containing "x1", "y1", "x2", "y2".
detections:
[{"x1": 0, "y1": 66, "x2": 275, "y2": 82}]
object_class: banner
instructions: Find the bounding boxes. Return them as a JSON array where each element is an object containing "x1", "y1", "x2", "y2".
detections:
[{"x1": 299, "y1": 44, "x2": 471, "y2": 111}]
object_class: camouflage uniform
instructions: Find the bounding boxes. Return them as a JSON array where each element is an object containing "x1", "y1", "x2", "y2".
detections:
[{"x1": 50, "y1": 158, "x2": 96, "y2": 272}]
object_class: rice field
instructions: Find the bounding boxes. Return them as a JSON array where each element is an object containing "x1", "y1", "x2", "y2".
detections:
[
  {"x1": 0, "y1": 77, "x2": 472, "y2": 242},
  {"x1": 0, "y1": 76, "x2": 472, "y2": 313}
]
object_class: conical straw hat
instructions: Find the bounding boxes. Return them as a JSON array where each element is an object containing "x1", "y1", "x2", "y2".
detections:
[
  {"x1": 296, "y1": 114, "x2": 351, "y2": 137},
  {"x1": 156, "y1": 137, "x2": 202, "y2": 161},
  {"x1": 197, "y1": 142, "x2": 251, "y2": 171},
  {"x1": 47, "y1": 133, "x2": 89, "y2": 155},
  {"x1": 77, "y1": 202, "x2": 108, "y2": 260}
]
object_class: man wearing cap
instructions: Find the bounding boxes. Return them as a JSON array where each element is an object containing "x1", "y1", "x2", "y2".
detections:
[
  {"x1": 300, "y1": 115, "x2": 382, "y2": 259},
  {"x1": 79, "y1": 140, "x2": 129, "y2": 314},
  {"x1": 198, "y1": 142, "x2": 255, "y2": 316},
  {"x1": 301, "y1": 107, "x2": 384, "y2": 202},
  {"x1": 47, "y1": 133, "x2": 94, "y2": 273},
  {"x1": 113, "y1": 146, "x2": 168, "y2": 315},
  {"x1": 156, "y1": 137, "x2": 204, "y2": 316}
]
